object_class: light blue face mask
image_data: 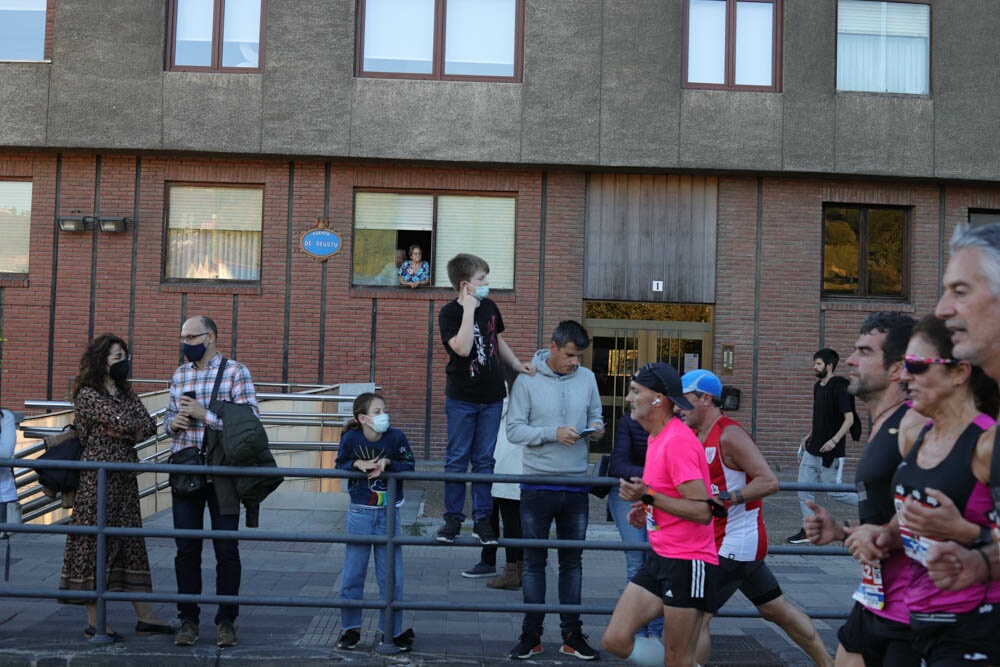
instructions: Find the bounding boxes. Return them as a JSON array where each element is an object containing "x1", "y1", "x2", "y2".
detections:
[
  {"x1": 369, "y1": 413, "x2": 390, "y2": 433},
  {"x1": 474, "y1": 285, "x2": 490, "y2": 301}
]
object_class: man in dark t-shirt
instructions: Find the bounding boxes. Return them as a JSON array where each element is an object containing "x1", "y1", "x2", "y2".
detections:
[{"x1": 787, "y1": 348, "x2": 858, "y2": 544}]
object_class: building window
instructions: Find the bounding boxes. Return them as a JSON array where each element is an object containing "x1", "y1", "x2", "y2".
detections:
[
  {"x1": 969, "y1": 209, "x2": 1000, "y2": 228},
  {"x1": 684, "y1": 0, "x2": 782, "y2": 91},
  {"x1": 164, "y1": 185, "x2": 263, "y2": 281},
  {"x1": 353, "y1": 191, "x2": 515, "y2": 288},
  {"x1": 167, "y1": 0, "x2": 264, "y2": 71},
  {"x1": 0, "y1": 181, "x2": 31, "y2": 274},
  {"x1": 0, "y1": 0, "x2": 47, "y2": 61},
  {"x1": 357, "y1": 0, "x2": 524, "y2": 81},
  {"x1": 837, "y1": 0, "x2": 929, "y2": 95},
  {"x1": 823, "y1": 204, "x2": 907, "y2": 299}
]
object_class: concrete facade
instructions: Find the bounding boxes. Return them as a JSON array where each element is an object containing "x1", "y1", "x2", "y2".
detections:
[{"x1": 1, "y1": 1, "x2": 999, "y2": 471}]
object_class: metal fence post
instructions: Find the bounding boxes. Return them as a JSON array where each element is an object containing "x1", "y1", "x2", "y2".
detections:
[
  {"x1": 376, "y1": 474, "x2": 399, "y2": 655},
  {"x1": 90, "y1": 467, "x2": 114, "y2": 645}
]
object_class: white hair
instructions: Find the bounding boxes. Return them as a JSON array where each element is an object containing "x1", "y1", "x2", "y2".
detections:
[{"x1": 950, "y1": 223, "x2": 1000, "y2": 295}]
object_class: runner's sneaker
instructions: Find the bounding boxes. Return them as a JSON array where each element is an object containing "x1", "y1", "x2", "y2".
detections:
[
  {"x1": 436, "y1": 516, "x2": 462, "y2": 543},
  {"x1": 472, "y1": 518, "x2": 499, "y2": 545},
  {"x1": 337, "y1": 628, "x2": 361, "y2": 649},
  {"x1": 560, "y1": 632, "x2": 599, "y2": 660},
  {"x1": 462, "y1": 560, "x2": 496, "y2": 578},
  {"x1": 786, "y1": 528, "x2": 810, "y2": 544},
  {"x1": 509, "y1": 631, "x2": 542, "y2": 659}
]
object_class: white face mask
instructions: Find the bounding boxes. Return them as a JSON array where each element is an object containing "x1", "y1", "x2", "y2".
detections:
[
  {"x1": 368, "y1": 413, "x2": 390, "y2": 433},
  {"x1": 474, "y1": 285, "x2": 490, "y2": 301}
]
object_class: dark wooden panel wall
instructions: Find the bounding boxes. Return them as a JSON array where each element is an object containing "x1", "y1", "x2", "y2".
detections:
[{"x1": 584, "y1": 174, "x2": 717, "y2": 303}]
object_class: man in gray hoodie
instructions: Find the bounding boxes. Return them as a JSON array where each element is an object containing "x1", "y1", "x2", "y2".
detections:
[{"x1": 506, "y1": 320, "x2": 605, "y2": 661}]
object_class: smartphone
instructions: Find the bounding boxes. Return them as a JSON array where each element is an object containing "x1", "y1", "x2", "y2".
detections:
[
  {"x1": 578, "y1": 427, "x2": 598, "y2": 438},
  {"x1": 182, "y1": 390, "x2": 197, "y2": 400}
]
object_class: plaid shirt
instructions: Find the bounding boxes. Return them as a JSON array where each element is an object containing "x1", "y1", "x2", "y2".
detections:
[{"x1": 164, "y1": 352, "x2": 259, "y2": 453}]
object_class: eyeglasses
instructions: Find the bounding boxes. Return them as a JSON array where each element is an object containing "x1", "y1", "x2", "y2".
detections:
[
  {"x1": 903, "y1": 354, "x2": 959, "y2": 375},
  {"x1": 179, "y1": 332, "x2": 210, "y2": 344}
]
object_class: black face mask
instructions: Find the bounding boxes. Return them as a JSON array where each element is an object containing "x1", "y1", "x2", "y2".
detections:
[
  {"x1": 109, "y1": 359, "x2": 130, "y2": 382},
  {"x1": 183, "y1": 343, "x2": 206, "y2": 364}
]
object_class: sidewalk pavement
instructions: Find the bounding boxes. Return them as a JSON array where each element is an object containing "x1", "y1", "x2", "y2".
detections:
[{"x1": 0, "y1": 468, "x2": 861, "y2": 666}]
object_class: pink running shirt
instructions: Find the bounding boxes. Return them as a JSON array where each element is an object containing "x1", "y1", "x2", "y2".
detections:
[{"x1": 642, "y1": 417, "x2": 719, "y2": 564}]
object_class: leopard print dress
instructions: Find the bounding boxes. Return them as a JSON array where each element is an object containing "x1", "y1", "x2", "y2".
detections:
[{"x1": 58, "y1": 386, "x2": 157, "y2": 601}]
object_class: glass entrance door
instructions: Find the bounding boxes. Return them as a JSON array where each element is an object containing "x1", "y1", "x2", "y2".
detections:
[{"x1": 583, "y1": 302, "x2": 713, "y2": 456}]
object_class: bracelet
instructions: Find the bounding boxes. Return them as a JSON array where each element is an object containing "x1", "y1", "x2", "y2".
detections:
[{"x1": 978, "y1": 547, "x2": 993, "y2": 583}]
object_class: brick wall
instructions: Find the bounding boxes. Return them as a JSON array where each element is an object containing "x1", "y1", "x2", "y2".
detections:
[{"x1": 2, "y1": 152, "x2": 998, "y2": 465}]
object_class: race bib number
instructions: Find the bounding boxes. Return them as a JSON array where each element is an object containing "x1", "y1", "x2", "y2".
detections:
[
  {"x1": 851, "y1": 562, "x2": 885, "y2": 610},
  {"x1": 644, "y1": 504, "x2": 659, "y2": 532},
  {"x1": 894, "y1": 484, "x2": 941, "y2": 566}
]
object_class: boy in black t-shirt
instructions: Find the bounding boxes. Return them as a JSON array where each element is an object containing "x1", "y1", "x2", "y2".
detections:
[
  {"x1": 787, "y1": 348, "x2": 859, "y2": 544},
  {"x1": 436, "y1": 254, "x2": 532, "y2": 548}
]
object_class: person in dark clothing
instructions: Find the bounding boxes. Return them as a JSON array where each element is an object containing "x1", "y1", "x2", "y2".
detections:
[{"x1": 787, "y1": 348, "x2": 858, "y2": 544}]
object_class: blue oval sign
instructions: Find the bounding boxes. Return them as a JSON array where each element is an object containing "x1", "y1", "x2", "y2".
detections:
[{"x1": 301, "y1": 228, "x2": 342, "y2": 260}]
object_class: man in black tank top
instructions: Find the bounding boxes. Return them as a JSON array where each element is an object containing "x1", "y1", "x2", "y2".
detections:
[
  {"x1": 928, "y1": 224, "x2": 1000, "y2": 590},
  {"x1": 805, "y1": 312, "x2": 921, "y2": 666}
]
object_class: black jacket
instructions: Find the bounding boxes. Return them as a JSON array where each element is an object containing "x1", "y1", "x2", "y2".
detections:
[{"x1": 205, "y1": 400, "x2": 282, "y2": 527}]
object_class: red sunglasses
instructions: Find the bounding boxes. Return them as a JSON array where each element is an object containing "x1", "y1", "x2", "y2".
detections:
[{"x1": 903, "y1": 354, "x2": 959, "y2": 375}]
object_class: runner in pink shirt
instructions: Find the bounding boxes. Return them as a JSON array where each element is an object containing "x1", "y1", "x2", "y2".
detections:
[{"x1": 602, "y1": 363, "x2": 723, "y2": 667}]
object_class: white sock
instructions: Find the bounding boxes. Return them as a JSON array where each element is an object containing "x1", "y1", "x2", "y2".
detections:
[{"x1": 627, "y1": 636, "x2": 664, "y2": 666}]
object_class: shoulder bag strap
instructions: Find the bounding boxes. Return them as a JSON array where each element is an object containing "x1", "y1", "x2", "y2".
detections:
[{"x1": 210, "y1": 357, "x2": 228, "y2": 407}]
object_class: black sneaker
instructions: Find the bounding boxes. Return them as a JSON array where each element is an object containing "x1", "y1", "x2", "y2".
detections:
[
  {"x1": 436, "y1": 516, "x2": 462, "y2": 543},
  {"x1": 472, "y1": 518, "x2": 498, "y2": 545},
  {"x1": 786, "y1": 528, "x2": 810, "y2": 545},
  {"x1": 560, "y1": 632, "x2": 599, "y2": 660},
  {"x1": 393, "y1": 628, "x2": 415, "y2": 652},
  {"x1": 509, "y1": 631, "x2": 542, "y2": 659},
  {"x1": 462, "y1": 561, "x2": 496, "y2": 578},
  {"x1": 337, "y1": 628, "x2": 361, "y2": 649}
]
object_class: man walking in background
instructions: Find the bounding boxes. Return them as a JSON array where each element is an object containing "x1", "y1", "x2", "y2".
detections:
[{"x1": 787, "y1": 349, "x2": 857, "y2": 544}]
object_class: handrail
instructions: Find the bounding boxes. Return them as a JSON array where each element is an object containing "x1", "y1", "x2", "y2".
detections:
[{"x1": 0, "y1": 456, "x2": 853, "y2": 649}]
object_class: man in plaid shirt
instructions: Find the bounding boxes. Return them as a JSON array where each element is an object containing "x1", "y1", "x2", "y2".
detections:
[{"x1": 164, "y1": 316, "x2": 258, "y2": 649}]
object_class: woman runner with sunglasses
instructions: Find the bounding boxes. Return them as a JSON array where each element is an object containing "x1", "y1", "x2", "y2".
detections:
[{"x1": 850, "y1": 314, "x2": 1000, "y2": 665}]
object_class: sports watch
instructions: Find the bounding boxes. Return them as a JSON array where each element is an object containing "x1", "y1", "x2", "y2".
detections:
[{"x1": 641, "y1": 489, "x2": 655, "y2": 506}]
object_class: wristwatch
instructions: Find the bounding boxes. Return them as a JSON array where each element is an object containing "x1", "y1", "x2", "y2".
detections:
[
  {"x1": 969, "y1": 525, "x2": 992, "y2": 550},
  {"x1": 641, "y1": 488, "x2": 655, "y2": 506},
  {"x1": 716, "y1": 490, "x2": 731, "y2": 502}
]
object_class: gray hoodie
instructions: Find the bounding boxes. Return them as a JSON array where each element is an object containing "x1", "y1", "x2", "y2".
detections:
[{"x1": 506, "y1": 349, "x2": 603, "y2": 477}]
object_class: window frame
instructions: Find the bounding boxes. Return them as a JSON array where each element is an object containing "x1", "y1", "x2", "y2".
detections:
[
  {"x1": 682, "y1": 0, "x2": 783, "y2": 92},
  {"x1": 0, "y1": 0, "x2": 54, "y2": 62},
  {"x1": 821, "y1": 202, "x2": 910, "y2": 301},
  {"x1": 835, "y1": 0, "x2": 931, "y2": 96},
  {"x1": 161, "y1": 182, "x2": 265, "y2": 286},
  {"x1": 355, "y1": 0, "x2": 525, "y2": 83},
  {"x1": 0, "y1": 179, "x2": 32, "y2": 277},
  {"x1": 351, "y1": 188, "x2": 518, "y2": 290},
  {"x1": 165, "y1": 0, "x2": 267, "y2": 73}
]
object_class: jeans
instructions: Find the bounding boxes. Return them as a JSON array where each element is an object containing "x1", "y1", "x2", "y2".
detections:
[
  {"x1": 172, "y1": 484, "x2": 240, "y2": 626},
  {"x1": 444, "y1": 397, "x2": 502, "y2": 521},
  {"x1": 340, "y1": 505, "x2": 404, "y2": 638},
  {"x1": 520, "y1": 489, "x2": 589, "y2": 637},
  {"x1": 797, "y1": 452, "x2": 859, "y2": 519},
  {"x1": 607, "y1": 492, "x2": 664, "y2": 638}
]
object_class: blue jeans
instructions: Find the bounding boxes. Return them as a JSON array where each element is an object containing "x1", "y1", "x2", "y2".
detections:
[
  {"x1": 520, "y1": 488, "x2": 588, "y2": 637},
  {"x1": 607, "y1": 492, "x2": 663, "y2": 638},
  {"x1": 172, "y1": 484, "x2": 240, "y2": 626},
  {"x1": 444, "y1": 397, "x2": 502, "y2": 521},
  {"x1": 797, "y1": 452, "x2": 859, "y2": 519},
  {"x1": 340, "y1": 505, "x2": 403, "y2": 638}
]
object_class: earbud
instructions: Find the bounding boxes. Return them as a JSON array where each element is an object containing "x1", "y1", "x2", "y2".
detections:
[{"x1": 652, "y1": 398, "x2": 662, "y2": 406}]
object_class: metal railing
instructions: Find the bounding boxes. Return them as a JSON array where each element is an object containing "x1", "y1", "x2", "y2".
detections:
[{"x1": 0, "y1": 452, "x2": 854, "y2": 649}]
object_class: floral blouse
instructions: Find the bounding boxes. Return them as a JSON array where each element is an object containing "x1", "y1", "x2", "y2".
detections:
[{"x1": 398, "y1": 260, "x2": 430, "y2": 284}]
